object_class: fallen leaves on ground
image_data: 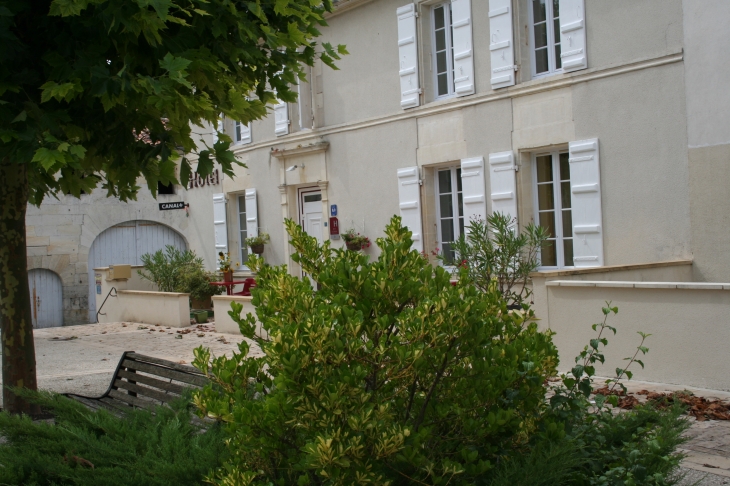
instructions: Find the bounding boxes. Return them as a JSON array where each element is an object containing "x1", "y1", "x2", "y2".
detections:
[
  {"x1": 636, "y1": 389, "x2": 730, "y2": 421},
  {"x1": 592, "y1": 386, "x2": 730, "y2": 420}
]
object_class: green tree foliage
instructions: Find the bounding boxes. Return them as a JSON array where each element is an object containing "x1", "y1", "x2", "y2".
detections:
[
  {"x1": 0, "y1": 0, "x2": 345, "y2": 413},
  {"x1": 0, "y1": 390, "x2": 228, "y2": 486},
  {"x1": 192, "y1": 216, "x2": 559, "y2": 485}
]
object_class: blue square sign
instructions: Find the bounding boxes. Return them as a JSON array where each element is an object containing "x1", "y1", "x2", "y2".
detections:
[{"x1": 330, "y1": 204, "x2": 338, "y2": 217}]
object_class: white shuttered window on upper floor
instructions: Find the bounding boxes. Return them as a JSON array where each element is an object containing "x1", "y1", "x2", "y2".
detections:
[
  {"x1": 274, "y1": 101, "x2": 289, "y2": 136},
  {"x1": 530, "y1": 0, "x2": 588, "y2": 78},
  {"x1": 235, "y1": 120, "x2": 251, "y2": 145},
  {"x1": 430, "y1": 1, "x2": 475, "y2": 99},
  {"x1": 397, "y1": 4, "x2": 421, "y2": 109},
  {"x1": 488, "y1": 0, "x2": 516, "y2": 89}
]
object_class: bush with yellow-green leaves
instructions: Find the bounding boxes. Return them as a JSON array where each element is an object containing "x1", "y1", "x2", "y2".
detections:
[{"x1": 193, "y1": 216, "x2": 558, "y2": 485}]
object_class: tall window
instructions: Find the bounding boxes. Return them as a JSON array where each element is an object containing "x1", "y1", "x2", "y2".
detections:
[
  {"x1": 530, "y1": 0, "x2": 562, "y2": 77},
  {"x1": 432, "y1": 3, "x2": 455, "y2": 98},
  {"x1": 534, "y1": 151, "x2": 573, "y2": 268},
  {"x1": 436, "y1": 167, "x2": 464, "y2": 264},
  {"x1": 238, "y1": 195, "x2": 249, "y2": 266},
  {"x1": 235, "y1": 121, "x2": 243, "y2": 143}
]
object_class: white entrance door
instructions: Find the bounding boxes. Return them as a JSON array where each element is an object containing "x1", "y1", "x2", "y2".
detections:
[
  {"x1": 28, "y1": 269, "x2": 63, "y2": 328},
  {"x1": 300, "y1": 189, "x2": 323, "y2": 245}
]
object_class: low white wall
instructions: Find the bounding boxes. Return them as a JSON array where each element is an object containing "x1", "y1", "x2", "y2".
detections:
[
  {"x1": 213, "y1": 295, "x2": 266, "y2": 338},
  {"x1": 98, "y1": 290, "x2": 190, "y2": 328},
  {"x1": 539, "y1": 280, "x2": 730, "y2": 391}
]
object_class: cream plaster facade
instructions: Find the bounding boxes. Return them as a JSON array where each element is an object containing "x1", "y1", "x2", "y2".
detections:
[
  {"x1": 188, "y1": 0, "x2": 729, "y2": 389},
  {"x1": 24, "y1": 0, "x2": 730, "y2": 390}
]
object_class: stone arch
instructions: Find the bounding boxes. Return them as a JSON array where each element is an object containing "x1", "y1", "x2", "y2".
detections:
[{"x1": 87, "y1": 220, "x2": 187, "y2": 322}]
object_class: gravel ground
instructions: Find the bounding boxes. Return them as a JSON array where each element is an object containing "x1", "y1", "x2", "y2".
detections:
[
  {"x1": 677, "y1": 467, "x2": 730, "y2": 485},
  {"x1": 0, "y1": 321, "x2": 260, "y2": 405}
]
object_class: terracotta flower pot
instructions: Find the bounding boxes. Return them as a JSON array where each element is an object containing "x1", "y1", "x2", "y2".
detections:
[
  {"x1": 223, "y1": 270, "x2": 233, "y2": 282},
  {"x1": 250, "y1": 243, "x2": 264, "y2": 255},
  {"x1": 346, "y1": 241, "x2": 361, "y2": 251}
]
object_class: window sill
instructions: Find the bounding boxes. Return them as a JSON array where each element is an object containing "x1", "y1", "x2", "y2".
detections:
[{"x1": 530, "y1": 259, "x2": 693, "y2": 278}]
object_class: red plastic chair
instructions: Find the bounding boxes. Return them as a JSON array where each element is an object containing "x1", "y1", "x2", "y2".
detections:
[{"x1": 233, "y1": 278, "x2": 257, "y2": 296}]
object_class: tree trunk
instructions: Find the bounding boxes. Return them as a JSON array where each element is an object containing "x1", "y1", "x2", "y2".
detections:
[{"x1": 0, "y1": 162, "x2": 40, "y2": 415}]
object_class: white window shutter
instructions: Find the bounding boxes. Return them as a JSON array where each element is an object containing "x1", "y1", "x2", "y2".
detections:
[
  {"x1": 397, "y1": 4, "x2": 420, "y2": 109},
  {"x1": 274, "y1": 102, "x2": 289, "y2": 136},
  {"x1": 245, "y1": 188, "x2": 258, "y2": 238},
  {"x1": 559, "y1": 0, "x2": 588, "y2": 72},
  {"x1": 397, "y1": 166, "x2": 423, "y2": 252},
  {"x1": 569, "y1": 139, "x2": 603, "y2": 267},
  {"x1": 451, "y1": 0, "x2": 475, "y2": 96},
  {"x1": 488, "y1": 151, "x2": 518, "y2": 223},
  {"x1": 488, "y1": 0, "x2": 516, "y2": 89},
  {"x1": 213, "y1": 193, "x2": 228, "y2": 255},
  {"x1": 239, "y1": 122, "x2": 252, "y2": 144},
  {"x1": 213, "y1": 118, "x2": 223, "y2": 144},
  {"x1": 460, "y1": 157, "x2": 487, "y2": 232}
]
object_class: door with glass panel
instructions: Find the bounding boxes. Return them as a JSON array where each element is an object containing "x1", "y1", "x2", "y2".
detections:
[
  {"x1": 299, "y1": 188, "x2": 323, "y2": 245},
  {"x1": 533, "y1": 151, "x2": 573, "y2": 268},
  {"x1": 237, "y1": 194, "x2": 249, "y2": 267},
  {"x1": 435, "y1": 167, "x2": 464, "y2": 265}
]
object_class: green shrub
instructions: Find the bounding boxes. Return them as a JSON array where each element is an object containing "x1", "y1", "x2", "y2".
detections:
[
  {"x1": 139, "y1": 245, "x2": 223, "y2": 301},
  {"x1": 0, "y1": 391, "x2": 227, "y2": 486},
  {"x1": 192, "y1": 216, "x2": 559, "y2": 485},
  {"x1": 445, "y1": 212, "x2": 549, "y2": 306}
]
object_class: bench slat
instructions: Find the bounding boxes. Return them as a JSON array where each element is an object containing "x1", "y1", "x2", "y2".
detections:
[
  {"x1": 113, "y1": 379, "x2": 178, "y2": 404},
  {"x1": 68, "y1": 394, "x2": 126, "y2": 417},
  {"x1": 117, "y1": 369, "x2": 187, "y2": 395},
  {"x1": 99, "y1": 397, "x2": 134, "y2": 413},
  {"x1": 108, "y1": 389, "x2": 158, "y2": 411},
  {"x1": 126, "y1": 352, "x2": 203, "y2": 375},
  {"x1": 121, "y1": 359, "x2": 208, "y2": 387}
]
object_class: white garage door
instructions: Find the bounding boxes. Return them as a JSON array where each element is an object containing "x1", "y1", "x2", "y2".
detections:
[
  {"x1": 88, "y1": 220, "x2": 187, "y2": 322},
  {"x1": 29, "y1": 269, "x2": 64, "y2": 329}
]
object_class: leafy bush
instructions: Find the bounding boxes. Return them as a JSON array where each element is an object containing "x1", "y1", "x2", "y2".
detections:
[
  {"x1": 445, "y1": 212, "x2": 549, "y2": 306},
  {"x1": 139, "y1": 245, "x2": 201, "y2": 292},
  {"x1": 139, "y1": 245, "x2": 223, "y2": 301},
  {"x1": 193, "y1": 216, "x2": 559, "y2": 485},
  {"x1": 0, "y1": 391, "x2": 227, "y2": 486}
]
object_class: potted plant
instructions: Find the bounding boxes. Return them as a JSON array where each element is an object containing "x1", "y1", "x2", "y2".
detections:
[
  {"x1": 342, "y1": 229, "x2": 371, "y2": 251},
  {"x1": 180, "y1": 266, "x2": 225, "y2": 309},
  {"x1": 246, "y1": 232, "x2": 270, "y2": 255},
  {"x1": 218, "y1": 251, "x2": 234, "y2": 281}
]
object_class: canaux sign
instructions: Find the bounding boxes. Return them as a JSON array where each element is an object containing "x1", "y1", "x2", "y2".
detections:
[{"x1": 159, "y1": 202, "x2": 186, "y2": 211}]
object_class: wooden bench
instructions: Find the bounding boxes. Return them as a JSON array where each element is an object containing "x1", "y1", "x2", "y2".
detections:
[{"x1": 65, "y1": 351, "x2": 210, "y2": 417}]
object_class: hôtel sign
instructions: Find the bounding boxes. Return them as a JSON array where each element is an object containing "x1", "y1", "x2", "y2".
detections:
[{"x1": 188, "y1": 168, "x2": 220, "y2": 189}]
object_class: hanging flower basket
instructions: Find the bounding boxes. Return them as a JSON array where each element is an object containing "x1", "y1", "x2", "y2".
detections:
[
  {"x1": 250, "y1": 243, "x2": 265, "y2": 255},
  {"x1": 342, "y1": 229, "x2": 371, "y2": 252},
  {"x1": 346, "y1": 241, "x2": 362, "y2": 251}
]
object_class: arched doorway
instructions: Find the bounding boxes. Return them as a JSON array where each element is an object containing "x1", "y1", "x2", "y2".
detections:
[
  {"x1": 87, "y1": 220, "x2": 187, "y2": 321},
  {"x1": 28, "y1": 268, "x2": 63, "y2": 328}
]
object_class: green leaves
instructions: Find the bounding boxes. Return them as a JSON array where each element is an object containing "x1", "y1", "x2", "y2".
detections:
[
  {"x1": 2, "y1": 0, "x2": 346, "y2": 205},
  {"x1": 193, "y1": 216, "x2": 559, "y2": 485}
]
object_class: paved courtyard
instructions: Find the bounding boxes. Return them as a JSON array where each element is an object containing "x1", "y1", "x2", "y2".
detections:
[{"x1": 0, "y1": 322, "x2": 728, "y2": 484}]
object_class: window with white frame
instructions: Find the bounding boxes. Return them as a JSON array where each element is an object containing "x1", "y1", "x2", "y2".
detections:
[
  {"x1": 533, "y1": 151, "x2": 573, "y2": 268},
  {"x1": 530, "y1": 0, "x2": 562, "y2": 77},
  {"x1": 432, "y1": 3, "x2": 455, "y2": 98},
  {"x1": 436, "y1": 167, "x2": 464, "y2": 264},
  {"x1": 235, "y1": 121, "x2": 243, "y2": 143},
  {"x1": 237, "y1": 194, "x2": 249, "y2": 266}
]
